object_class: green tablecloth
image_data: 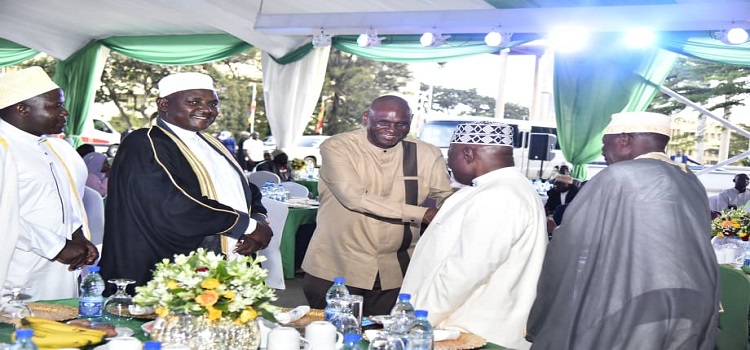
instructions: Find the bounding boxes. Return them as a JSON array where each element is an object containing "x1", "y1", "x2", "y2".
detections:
[
  {"x1": 281, "y1": 207, "x2": 318, "y2": 279},
  {"x1": 0, "y1": 298, "x2": 150, "y2": 347},
  {"x1": 294, "y1": 179, "x2": 319, "y2": 198}
]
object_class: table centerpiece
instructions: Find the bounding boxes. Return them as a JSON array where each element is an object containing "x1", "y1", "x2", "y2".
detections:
[{"x1": 133, "y1": 248, "x2": 277, "y2": 350}]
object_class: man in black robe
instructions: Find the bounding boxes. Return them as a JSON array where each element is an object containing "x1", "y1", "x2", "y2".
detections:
[
  {"x1": 526, "y1": 112, "x2": 719, "y2": 349},
  {"x1": 99, "y1": 72, "x2": 272, "y2": 295}
]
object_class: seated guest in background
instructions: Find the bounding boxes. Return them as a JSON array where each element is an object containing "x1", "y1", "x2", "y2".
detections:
[
  {"x1": 402, "y1": 121, "x2": 547, "y2": 349},
  {"x1": 716, "y1": 173, "x2": 750, "y2": 211},
  {"x1": 99, "y1": 72, "x2": 272, "y2": 295},
  {"x1": 83, "y1": 152, "x2": 110, "y2": 197},
  {"x1": 76, "y1": 143, "x2": 95, "y2": 158},
  {"x1": 544, "y1": 175, "x2": 578, "y2": 215},
  {"x1": 0, "y1": 67, "x2": 98, "y2": 300},
  {"x1": 526, "y1": 112, "x2": 719, "y2": 349},
  {"x1": 256, "y1": 149, "x2": 291, "y2": 181},
  {"x1": 670, "y1": 150, "x2": 701, "y2": 166},
  {"x1": 217, "y1": 130, "x2": 236, "y2": 154}
]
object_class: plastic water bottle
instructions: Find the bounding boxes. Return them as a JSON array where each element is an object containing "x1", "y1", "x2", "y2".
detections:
[
  {"x1": 11, "y1": 329, "x2": 38, "y2": 350},
  {"x1": 390, "y1": 293, "x2": 416, "y2": 335},
  {"x1": 325, "y1": 277, "x2": 350, "y2": 321},
  {"x1": 144, "y1": 341, "x2": 162, "y2": 350},
  {"x1": 78, "y1": 265, "x2": 105, "y2": 319},
  {"x1": 331, "y1": 297, "x2": 360, "y2": 335},
  {"x1": 343, "y1": 333, "x2": 362, "y2": 350},
  {"x1": 407, "y1": 310, "x2": 433, "y2": 350},
  {"x1": 277, "y1": 184, "x2": 288, "y2": 202},
  {"x1": 744, "y1": 251, "x2": 750, "y2": 267}
]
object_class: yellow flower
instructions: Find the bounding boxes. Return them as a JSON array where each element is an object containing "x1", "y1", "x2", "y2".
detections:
[
  {"x1": 733, "y1": 221, "x2": 741, "y2": 229},
  {"x1": 195, "y1": 290, "x2": 219, "y2": 307},
  {"x1": 239, "y1": 307, "x2": 257, "y2": 323},
  {"x1": 156, "y1": 306, "x2": 169, "y2": 318},
  {"x1": 224, "y1": 291, "x2": 235, "y2": 300},
  {"x1": 166, "y1": 280, "x2": 179, "y2": 289},
  {"x1": 201, "y1": 278, "x2": 221, "y2": 290},
  {"x1": 740, "y1": 232, "x2": 748, "y2": 238},
  {"x1": 206, "y1": 306, "x2": 222, "y2": 321},
  {"x1": 717, "y1": 232, "x2": 725, "y2": 238}
]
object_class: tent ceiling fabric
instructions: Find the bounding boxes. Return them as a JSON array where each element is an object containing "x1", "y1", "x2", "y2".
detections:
[{"x1": 4, "y1": 0, "x2": 748, "y2": 60}]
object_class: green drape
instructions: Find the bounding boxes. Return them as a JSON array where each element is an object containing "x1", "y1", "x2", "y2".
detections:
[
  {"x1": 101, "y1": 34, "x2": 252, "y2": 65},
  {"x1": 0, "y1": 39, "x2": 39, "y2": 67},
  {"x1": 334, "y1": 34, "x2": 540, "y2": 63},
  {"x1": 270, "y1": 42, "x2": 314, "y2": 65},
  {"x1": 554, "y1": 34, "x2": 676, "y2": 179},
  {"x1": 658, "y1": 31, "x2": 750, "y2": 66},
  {"x1": 622, "y1": 49, "x2": 678, "y2": 112},
  {"x1": 53, "y1": 41, "x2": 105, "y2": 147}
]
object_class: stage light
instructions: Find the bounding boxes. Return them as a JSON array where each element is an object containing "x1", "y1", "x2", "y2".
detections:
[
  {"x1": 484, "y1": 31, "x2": 512, "y2": 47},
  {"x1": 420, "y1": 31, "x2": 450, "y2": 47},
  {"x1": 312, "y1": 30, "x2": 332, "y2": 48},
  {"x1": 723, "y1": 27, "x2": 749, "y2": 45},
  {"x1": 624, "y1": 27, "x2": 656, "y2": 48},
  {"x1": 357, "y1": 29, "x2": 385, "y2": 47},
  {"x1": 547, "y1": 26, "x2": 589, "y2": 53}
]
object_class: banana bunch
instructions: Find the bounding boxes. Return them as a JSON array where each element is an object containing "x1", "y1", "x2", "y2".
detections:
[{"x1": 15, "y1": 316, "x2": 106, "y2": 348}]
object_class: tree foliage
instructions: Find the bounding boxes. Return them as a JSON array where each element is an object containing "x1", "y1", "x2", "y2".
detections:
[
  {"x1": 316, "y1": 49, "x2": 413, "y2": 135},
  {"x1": 420, "y1": 83, "x2": 528, "y2": 119}
]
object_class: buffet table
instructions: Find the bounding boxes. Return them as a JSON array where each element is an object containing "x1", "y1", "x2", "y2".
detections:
[
  {"x1": 281, "y1": 206, "x2": 318, "y2": 279},
  {"x1": 294, "y1": 179, "x2": 319, "y2": 198}
]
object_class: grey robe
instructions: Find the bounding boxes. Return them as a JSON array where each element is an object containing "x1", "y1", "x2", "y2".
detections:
[{"x1": 527, "y1": 158, "x2": 719, "y2": 350}]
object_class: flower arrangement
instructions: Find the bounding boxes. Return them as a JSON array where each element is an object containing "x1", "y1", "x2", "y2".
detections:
[
  {"x1": 133, "y1": 248, "x2": 278, "y2": 324},
  {"x1": 289, "y1": 158, "x2": 306, "y2": 171},
  {"x1": 711, "y1": 206, "x2": 750, "y2": 241}
]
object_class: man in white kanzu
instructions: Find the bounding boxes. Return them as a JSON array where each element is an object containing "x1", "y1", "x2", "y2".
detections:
[
  {"x1": 0, "y1": 67, "x2": 98, "y2": 300},
  {"x1": 0, "y1": 129, "x2": 20, "y2": 290},
  {"x1": 401, "y1": 121, "x2": 548, "y2": 349}
]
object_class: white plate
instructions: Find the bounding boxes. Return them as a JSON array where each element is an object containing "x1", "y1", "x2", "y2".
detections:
[{"x1": 106, "y1": 326, "x2": 135, "y2": 339}]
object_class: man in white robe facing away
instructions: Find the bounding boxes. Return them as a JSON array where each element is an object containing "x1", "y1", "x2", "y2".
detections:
[
  {"x1": 0, "y1": 67, "x2": 98, "y2": 301},
  {"x1": 402, "y1": 121, "x2": 548, "y2": 349}
]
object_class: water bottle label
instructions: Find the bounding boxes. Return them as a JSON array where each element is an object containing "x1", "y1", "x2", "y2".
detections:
[
  {"x1": 324, "y1": 309, "x2": 336, "y2": 321},
  {"x1": 79, "y1": 297, "x2": 103, "y2": 317},
  {"x1": 744, "y1": 257, "x2": 750, "y2": 266}
]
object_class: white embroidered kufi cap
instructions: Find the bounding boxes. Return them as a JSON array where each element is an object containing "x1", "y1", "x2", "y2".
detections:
[
  {"x1": 0, "y1": 66, "x2": 60, "y2": 109},
  {"x1": 604, "y1": 112, "x2": 671, "y2": 137},
  {"x1": 450, "y1": 121, "x2": 514, "y2": 147},
  {"x1": 158, "y1": 72, "x2": 215, "y2": 97}
]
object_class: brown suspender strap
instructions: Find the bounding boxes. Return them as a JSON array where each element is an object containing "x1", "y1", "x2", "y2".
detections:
[{"x1": 397, "y1": 141, "x2": 419, "y2": 277}]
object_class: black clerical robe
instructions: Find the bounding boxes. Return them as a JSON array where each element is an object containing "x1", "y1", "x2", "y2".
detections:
[
  {"x1": 527, "y1": 157, "x2": 719, "y2": 350},
  {"x1": 99, "y1": 121, "x2": 264, "y2": 295}
]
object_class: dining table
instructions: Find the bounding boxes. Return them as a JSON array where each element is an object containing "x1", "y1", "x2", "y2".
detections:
[
  {"x1": 293, "y1": 179, "x2": 319, "y2": 198},
  {"x1": 281, "y1": 206, "x2": 318, "y2": 279},
  {"x1": 0, "y1": 299, "x2": 506, "y2": 349}
]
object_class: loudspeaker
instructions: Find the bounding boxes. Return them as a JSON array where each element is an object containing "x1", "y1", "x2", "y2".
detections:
[{"x1": 528, "y1": 133, "x2": 557, "y2": 161}]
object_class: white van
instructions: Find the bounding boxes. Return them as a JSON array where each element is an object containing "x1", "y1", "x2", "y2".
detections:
[
  {"x1": 79, "y1": 117, "x2": 121, "y2": 156},
  {"x1": 417, "y1": 116, "x2": 567, "y2": 179}
]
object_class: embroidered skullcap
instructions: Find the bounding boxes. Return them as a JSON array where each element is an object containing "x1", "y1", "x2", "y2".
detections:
[
  {"x1": 555, "y1": 175, "x2": 573, "y2": 185},
  {"x1": 0, "y1": 67, "x2": 60, "y2": 109},
  {"x1": 158, "y1": 72, "x2": 215, "y2": 97},
  {"x1": 450, "y1": 121, "x2": 513, "y2": 147},
  {"x1": 603, "y1": 112, "x2": 671, "y2": 137}
]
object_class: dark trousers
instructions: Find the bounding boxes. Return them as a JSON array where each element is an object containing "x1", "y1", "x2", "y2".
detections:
[{"x1": 303, "y1": 273, "x2": 400, "y2": 316}]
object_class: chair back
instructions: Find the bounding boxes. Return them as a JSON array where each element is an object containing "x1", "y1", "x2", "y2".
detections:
[
  {"x1": 82, "y1": 186, "x2": 105, "y2": 246},
  {"x1": 280, "y1": 182, "x2": 310, "y2": 198},
  {"x1": 258, "y1": 197, "x2": 289, "y2": 290},
  {"x1": 717, "y1": 264, "x2": 750, "y2": 350},
  {"x1": 248, "y1": 171, "x2": 281, "y2": 188}
]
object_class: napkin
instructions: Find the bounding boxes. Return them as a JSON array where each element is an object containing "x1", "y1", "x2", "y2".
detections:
[
  {"x1": 275, "y1": 305, "x2": 310, "y2": 324},
  {"x1": 127, "y1": 305, "x2": 155, "y2": 315}
]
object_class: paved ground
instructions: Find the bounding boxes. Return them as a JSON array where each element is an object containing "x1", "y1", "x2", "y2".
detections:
[{"x1": 274, "y1": 274, "x2": 308, "y2": 308}]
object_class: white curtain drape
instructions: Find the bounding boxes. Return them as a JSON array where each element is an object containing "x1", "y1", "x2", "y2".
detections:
[{"x1": 261, "y1": 46, "x2": 331, "y2": 149}]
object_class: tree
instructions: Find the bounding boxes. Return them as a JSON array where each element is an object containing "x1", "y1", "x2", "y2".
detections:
[
  {"x1": 316, "y1": 49, "x2": 412, "y2": 135},
  {"x1": 420, "y1": 83, "x2": 528, "y2": 119}
]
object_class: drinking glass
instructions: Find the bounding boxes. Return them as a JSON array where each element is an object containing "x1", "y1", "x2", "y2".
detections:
[
  {"x1": 0, "y1": 285, "x2": 32, "y2": 324},
  {"x1": 368, "y1": 315, "x2": 405, "y2": 350},
  {"x1": 103, "y1": 279, "x2": 135, "y2": 323}
]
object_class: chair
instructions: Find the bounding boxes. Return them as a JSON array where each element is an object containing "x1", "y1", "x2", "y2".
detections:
[
  {"x1": 280, "y1": 181, "x2": 310, "y2": 198},
  {"x1": 716, "y1": 265, "x2": 750, "y2": 350},
  {"x1": 248, "y1": 170, "x2": 281, "y2": 189},
  {"x1": 258, "y1": 197, "x2": 289, "y2": 290},
  {"x1": 82, "y1": 186, "x2": 105, "y2": 246}
]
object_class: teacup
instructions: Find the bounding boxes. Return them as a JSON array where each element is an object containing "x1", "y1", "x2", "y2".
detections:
[
  {"x1": 303, "y1": 321, "x2": 343, "y2": 350},
  {"x1": 268, "y1": 326, "x2": 301, "y2": 350},
  {"x1": 106, "y1": 336, "x2": 142, "y2": 350}
]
